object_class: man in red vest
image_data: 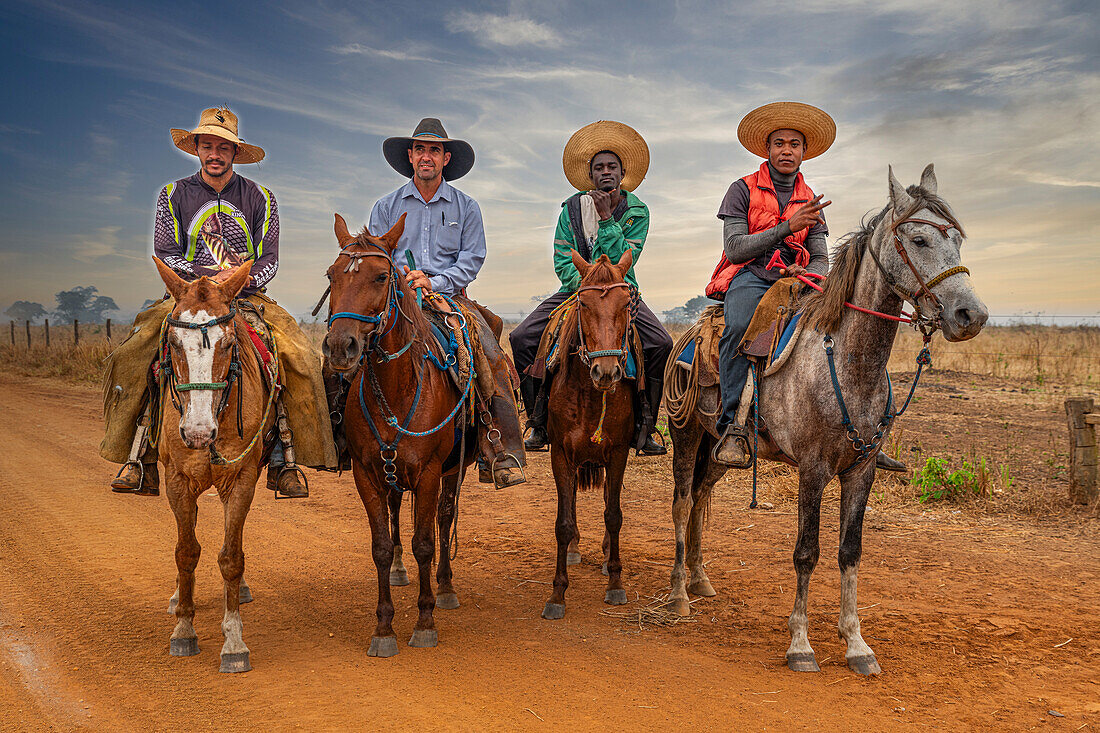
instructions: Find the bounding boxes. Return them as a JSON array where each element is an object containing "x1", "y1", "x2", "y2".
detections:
[{"x1": 709, "y1": 102, "x2": 833, "y2": 466}]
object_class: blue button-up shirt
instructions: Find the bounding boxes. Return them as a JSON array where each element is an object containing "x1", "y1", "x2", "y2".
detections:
[{"x1": 368, "y1": 179, "x2": 486, "y2": 295}]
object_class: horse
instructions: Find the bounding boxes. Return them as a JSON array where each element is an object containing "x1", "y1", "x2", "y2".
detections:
[
  {"x1": 153, "y1": 258, "x2": 274, "y2": 674},
  {"x1": 322, "y1": 213, "x2": 472, "y2": 657},
  {"x1": 665, "y1": 165, "x2": 988, "y2": 674},
  {"x1": 541, "y1": 250, "x2": 637, "y2": 620}
]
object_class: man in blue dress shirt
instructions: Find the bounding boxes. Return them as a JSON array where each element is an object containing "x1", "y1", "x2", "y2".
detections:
[{"x1": 355, "y1": 118, "x2": 525, "y2": 488}]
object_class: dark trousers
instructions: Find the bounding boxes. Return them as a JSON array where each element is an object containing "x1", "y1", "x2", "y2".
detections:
[
  {"x1": 509, "y1": 291, "x2": 673, "y2": 388},
  {"x1": 717, "y1": 269, "x2": 773, "y2": 432}
]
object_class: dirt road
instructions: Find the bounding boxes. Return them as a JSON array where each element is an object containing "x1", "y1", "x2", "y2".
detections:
[{"x1": 0, "y1": 374, "x2": 1097, "y2": 731}]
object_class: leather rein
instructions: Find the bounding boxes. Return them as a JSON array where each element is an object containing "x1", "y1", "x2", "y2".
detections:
[{"x1": 575, "y1": 281, "x2": 636, "y2": 367}]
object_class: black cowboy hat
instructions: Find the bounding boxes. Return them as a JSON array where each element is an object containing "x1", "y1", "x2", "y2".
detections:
[{"x1": 382, "y1": 118, "x2": 475, "y2": 181}]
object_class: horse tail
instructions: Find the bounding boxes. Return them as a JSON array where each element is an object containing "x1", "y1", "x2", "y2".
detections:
[{"x1": 577, "y1": 464, "x2": 604, "y2": 493}]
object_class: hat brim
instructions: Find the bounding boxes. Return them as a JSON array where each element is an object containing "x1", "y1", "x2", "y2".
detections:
[
  {"x1": 737, "y1": 102, "x2": 836, "y2": 161},
  {"x1": 383, "y1": 136, "x2": 475, "y2": 181},
  {"x1": 171, "y1": 127, "x2": 265, "y2": 164},
  {"x1": 562, "y1": 121, "x2": 649, "y2": 192}
]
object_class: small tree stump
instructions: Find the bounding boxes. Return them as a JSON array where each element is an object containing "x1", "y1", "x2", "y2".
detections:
[
  {"x1": 74, "y1": 319, "x2": 79, "y2": 345},
  {"x1": 1065, "y1": 398, "x2": 1098, "y2": 504},
  {"x1": 25, "y1": 320, "x2": 31, "y2": 347},
  {"x1": 44, "y1": 318, "x2": 50, "y2": 347}
]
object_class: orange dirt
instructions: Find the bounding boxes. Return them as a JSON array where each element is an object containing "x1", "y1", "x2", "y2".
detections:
[{"x1": 0, "y1": 373, "x2": 1097, "y2": 731}]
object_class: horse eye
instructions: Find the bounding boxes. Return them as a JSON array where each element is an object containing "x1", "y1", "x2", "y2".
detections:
[
  {"x1": 912, "y1": 236, "x2": 927, "y2": 247},
  {"x1": 375, "y1": 273, "x2": 388, "y2": 283}
]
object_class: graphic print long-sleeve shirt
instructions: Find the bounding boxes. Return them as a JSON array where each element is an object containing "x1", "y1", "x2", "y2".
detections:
[{"x1": 153, "y1": 171, "x2": 279, "y2": 295}]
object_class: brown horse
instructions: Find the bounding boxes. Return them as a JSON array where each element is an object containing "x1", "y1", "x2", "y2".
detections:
[
  {"x1": 323, "y1": 213, "x2": 471, "y2": 657},
  {"x1": 542, "y1": 250, "x2": 636, "y2": 620},
  {"x1": 153, "y1": 258, "x2": 273, "y2": 674}
]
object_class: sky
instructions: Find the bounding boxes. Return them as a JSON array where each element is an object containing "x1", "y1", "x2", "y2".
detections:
[{"x1": 0, "y1": 0, "x2": 1097, "y2": 323}]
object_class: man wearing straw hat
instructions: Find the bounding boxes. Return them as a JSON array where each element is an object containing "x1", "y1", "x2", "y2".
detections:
[
  {"x1": 707, "y1": 101, "x2": 905, "y2": 471},
  {"x1": 510, "y1": 120, "x2": 673, "y2": 456},
  {"x1": 101, "y1": 107, "x2": 337, "y2": 498},
  {"x1": 360, "y1": 117, "x2": 526, "y2": 489}
]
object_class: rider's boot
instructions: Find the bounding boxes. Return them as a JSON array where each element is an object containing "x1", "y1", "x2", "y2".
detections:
[
  {"x1": 267, "y1": 397, "x2": 309, "y2": 498},
  {"x1": 634, "y1": 376, "x2": 667, "y2": 456},
  {"x1": 520, "y1": 378, "x2": 549, "y2": 452},
  {"x1": 713, "y1": 423, "x2": 753, "y2": 468},
  {"x1": 475, "y1": 392, "x2": 528, "y2": 489},
  {"x1": 110, "y1": 404, "x2": 160, "y2": 496},
  {"x1": 323, "y1": 367, "x2": 351, "y2": 472},
  {"x1": 875, "y1": 452, "x2": 908, "y2": 472}
]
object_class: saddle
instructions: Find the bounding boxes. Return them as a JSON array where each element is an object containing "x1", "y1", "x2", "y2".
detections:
[
  {"x1": 529, "y1": 295, "x2": 644, "y2": 382},
  {"x1": 421, "y1": 298, "x2": 496, "y2": 405}
]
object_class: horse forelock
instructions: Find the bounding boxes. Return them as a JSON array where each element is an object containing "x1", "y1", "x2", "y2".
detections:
[
  {"x1": 581, "y1": 255, "x2": 622, "y2": 287},
  {"x1": 899, "y1": 185, "x2": 965, "y2": 238}
]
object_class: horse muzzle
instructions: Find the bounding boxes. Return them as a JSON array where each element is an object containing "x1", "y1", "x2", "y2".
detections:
[
  {"x1": 589, "y1": 360, "x2": 622, "y2": 391},
  {"x1": 179, "y1": 421, "x2": 217, "y2": 450},
  {"x1": 323, "y1": 330, "x2": 364, "y2": 373},
  {"x1": 938, "y1": 294, "x2": 989, "y2": 342}
]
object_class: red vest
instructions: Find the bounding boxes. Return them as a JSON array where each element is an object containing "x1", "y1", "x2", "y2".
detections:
[{"x1": 705, "y1": 162, "x2": 815, "y2": 298}]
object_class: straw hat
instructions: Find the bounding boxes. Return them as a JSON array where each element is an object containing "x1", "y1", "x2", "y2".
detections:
[
  {"x1": 562, "y1": 120, "x2": 649, "y2": 192},
  {"x1": 170, "y1": 107, "x2": 265, "y2": 164},
  {"x1": 737, "y1": 102, "x2": 835, "y2": 160},
  {"x1": 383, "y1": 118, "x2": 475, "y2": 181}
]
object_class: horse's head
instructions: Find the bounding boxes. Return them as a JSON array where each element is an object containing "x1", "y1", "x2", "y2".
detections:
[
  {"x1": 572, "y1": 249, "x2": 634, "y2": 390},
  {"x1": 153, "y1": 257, "x2": 251, "y2": 450},
  {"x1": 322, "y1": 212, "x2": 407, "y2": 372},
  {"x1": 880, "y1": 165, "x2": 988, "y2": 341}
]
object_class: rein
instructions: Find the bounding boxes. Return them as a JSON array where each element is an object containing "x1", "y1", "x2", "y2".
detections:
[{"x1": 572, "y1": 280, "x2": 638, "y2": 443}]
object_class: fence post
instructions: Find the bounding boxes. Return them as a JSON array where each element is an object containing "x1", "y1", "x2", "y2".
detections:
[
  {"x1": 45, "y1": 318, "x2": 50, "y2": 347},
  {"x1": 1065, "y1": 397, "x2": 1099, "y2": 505},
  {"x1": 25, "y1": 320, "x2": 31, "y2": 347},
  {"x1": 74, "y1": 319, "x2": 79, "y2": 345},
  {"x1": 106, "y1": 318, "x2": 112, "y2": 341},
  {"x1": 9, "y1": 321, "x2": 13, "y2": 345}
]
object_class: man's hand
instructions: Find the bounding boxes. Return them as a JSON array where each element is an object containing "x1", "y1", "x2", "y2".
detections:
[
  {"x1": 787, "y1": 194, "x2": 831, "y2": 233},
  {"x1": 588, "y1": 190, "x2": 614, "y2": 221},
  {"x1": 402, "y1": 265, "x2": 433, "y2": 292},
  {"x1": 780, "y1": 264, "x2": 807, "y2": 279}
]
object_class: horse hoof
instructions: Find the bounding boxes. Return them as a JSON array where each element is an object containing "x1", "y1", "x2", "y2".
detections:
[
  {"x1": 786, "y1": 652, "x2": 820, "y2": 672},
  {"x1": 566, "y1": 551, "x2": 582, "y2": 566},
  {"x1": 170, "y1": 638, "x2": 199, "y2": 657},
  {"x1": 848, "y1": 655, "x2": 882, "y2": 676},
  {"x1": 687, "y1": 579, "x2": 716, "y2": 597},
  {"x1": 239, "y1": 585, "x2": 253, "y2": 604},
  {"x1": 408, "y1": 629, "x2": 438, "y2": 648},
  {"x1": 668, "y1": 598, "x2": 691, "y2": 617},
  {"x1": 368, "y1": 636, "x2": 399, "y2": 658},
  {"x1": 542, "y1": 602, "x2": 566, "y2": 620},
  {"x1": 167, "y1": 598, "x2": 177, "y2": 615},
  {"x1": 219, "y1": 651, "x2": 251, "y2": 674},
  {"x1": 604, "y1": 588, "x2": 628, "y2": 606},
  {"x1": 601, "y1": 562, "x2": 608, "y2": 577},
  {"x1": 389, "y1": 570, "x2": 410, "y2": 586},
  {"x1": 436, "y1": 592, "x2": 460, "y2": 610}
]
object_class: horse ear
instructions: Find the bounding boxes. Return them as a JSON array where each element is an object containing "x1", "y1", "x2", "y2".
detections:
[
  {"x1": 919, "y1": 164, "x2": 937, "y2": 195},
  {"x1": 570, "y1": 249, "x2": 591, "y2": 280},
  {"x1": 219, "y1": 260, "x2": 252, "y2": 302},
  {"x1": 380, "y1": 212, "x2": 407, "y2": 253},
  {"x1": 334, "y1": 213, "x2": 355, "y2": 247},
  {"x1": 614, "y1": 248, "x2": 634, "y2": 274},
  {"x1": 153, "y1": 257, "x2": 189, "y2": 302},
  {"x1": 888, "y1": 166, "x2": 913, "y2": 213}
]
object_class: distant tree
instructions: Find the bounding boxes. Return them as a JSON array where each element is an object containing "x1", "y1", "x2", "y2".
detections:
[
  {"x1": 53, "y1": 286, "x2": 119, "y2": 323},
  {"x1": 663, "y1": 295, "x2": 712, "y2": 324},
  {"x1": 531, "y1": 292, "x2": 556, "y2": 304},
  {"x1": 5, "y1": 301, "x2": 48, "y2": 323}
]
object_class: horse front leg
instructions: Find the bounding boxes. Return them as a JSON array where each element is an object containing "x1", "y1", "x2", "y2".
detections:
[
  {"x1": 408, "y1": 473, "x2": 441, "y2": 648},
  {"x1": 166, "y1": 474, "x2": 201, "y2": 658},
  {"x1": 838, "y1": 463, "x2": 881, "y2": 675},
  {"x1": 602, "y1": 449, "x2": 629, "y2": 606},
  {"x1": 436, "y1": 471, "x2": 460, "y2": 610},
  {"x1": 388, "y1": 488, "x2": 409, "y2": 586},
  {"x1": 542, "y1": 448, "x2": 576, "y2": 620},
  {"x1": 355, "y1": 464, "x2": 398, "y2": 658},
  {"x1": 787, "y1": 464, "x2": 829, "y2": 672},
  {"x1": 217, "y1": 470, "x2": 257, "y2": 673}
]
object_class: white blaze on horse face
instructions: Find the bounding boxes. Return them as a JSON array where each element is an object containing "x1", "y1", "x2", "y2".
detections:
[{"x1": 175, "y1": 309, "x2": 224, "y2": 447}]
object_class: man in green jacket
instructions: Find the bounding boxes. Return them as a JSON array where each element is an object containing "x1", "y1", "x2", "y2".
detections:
[{"x1": 510, "y1": 121, "x2": 672, "y2": 455}]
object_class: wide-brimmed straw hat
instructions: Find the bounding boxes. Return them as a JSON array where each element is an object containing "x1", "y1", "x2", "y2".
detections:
[
  {"x1": 737, "y1": 102, "x2": 835, "y2": 160},
  {"x1": 562, "y1": 120, "x2": 649, "y2": 192},
  {"x1": 383, "y1": 118, "x2": 475, "y2": 181},
  {"x1": 170, "y1": 107, "x2": 265, "y2": 164}
]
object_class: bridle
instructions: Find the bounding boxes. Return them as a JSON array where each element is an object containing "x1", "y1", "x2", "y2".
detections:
[
  {"x1": 163, "y1": 305, "x2": 242, "y2": 435},
  {"x1": 575, "y1": 281, "x2": 636, "y2": 368},
  {"x1": 327, "y1": 241, "x2": 402, "y2": 351}
]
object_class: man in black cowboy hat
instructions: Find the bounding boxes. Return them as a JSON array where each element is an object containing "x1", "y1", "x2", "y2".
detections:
[
  {"x1": 345, "y1": 117, "x2": 526, "y2": 489},
  {"x1": 509, "y1": 120, "x2": 673, "y2": 456}
]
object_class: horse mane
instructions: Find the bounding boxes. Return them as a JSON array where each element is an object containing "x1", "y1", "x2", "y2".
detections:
[
  {"x1": 799, "y1": 184, "x2": 964, "y2": 334},
  {"x1": 557, "y1": 256, "x2": 621, "y2": 357}
]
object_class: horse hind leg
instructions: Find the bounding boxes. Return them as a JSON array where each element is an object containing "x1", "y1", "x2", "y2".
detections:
[
  {"x1": 436, "y1": 473, "x2": 460, "y2": 611},
  {"x1": 388, "y1": 489, "x2": 410, "y2": 586},
  {"x1": 838, "y1": 464, "x2": 881, "y2": 675},
  {"x1": 668, "y1": 423, "x2": 704, "y2": 616},
  {"x1": 687, "y1": 433, "x2": 723, "y2": 599},
  {"x1": 786, "y1": 465, "x2": 829, "y2": 673}
]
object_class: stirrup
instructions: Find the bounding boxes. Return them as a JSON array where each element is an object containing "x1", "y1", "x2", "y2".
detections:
[
  {"x1": 712, "y1": 427, "x2": 753, "y2": 469},
  {"x1": 271, "y1": 465, "x2": 310, "y2": 500},
  {"x1": 490, "y1": 451, "x2": 525, "y2": 489},
  {"x1": 110, "y1": 460, "x2": 145, "y2": 492}
]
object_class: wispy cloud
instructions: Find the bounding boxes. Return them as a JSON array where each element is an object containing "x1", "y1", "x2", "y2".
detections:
[
  {"x1": 329, "y1": 44, "x2": 443, "y2": 64},
  {"x1": 448, "y1": 11, "x2": 561, "y2": 48}
]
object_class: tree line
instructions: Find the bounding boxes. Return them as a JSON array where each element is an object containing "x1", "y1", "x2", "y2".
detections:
[{"x1": 5, "y1": 286, "x2": 119, "y2": 324}]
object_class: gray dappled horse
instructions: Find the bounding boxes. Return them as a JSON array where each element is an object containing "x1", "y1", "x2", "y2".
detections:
[{"x1": 666, "y1": 165, "x2": 988, "y2": 675}]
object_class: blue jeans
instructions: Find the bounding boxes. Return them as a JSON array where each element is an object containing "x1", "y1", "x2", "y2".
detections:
[{"x1": 717, "y1": 270, "x2": 773, "y2": 432}]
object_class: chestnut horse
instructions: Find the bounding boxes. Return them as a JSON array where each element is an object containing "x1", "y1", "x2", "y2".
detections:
[
  {"x1": 323, "y1": 213, "x2": 471, "y2": 657},
  {"x1": 153, "y1": 258, "x2": 273, "y2": 674},
  {"x1": 542, "y1": 250, "x2": 636, "y2": 620}
]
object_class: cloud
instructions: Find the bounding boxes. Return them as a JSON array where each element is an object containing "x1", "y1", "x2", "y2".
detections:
[
  {"x1": 329, "y1": 44, "x2": 442, "y2": 64},
  {"x1": 448, "y1": 11, "x2": 561, "y2": 47}
]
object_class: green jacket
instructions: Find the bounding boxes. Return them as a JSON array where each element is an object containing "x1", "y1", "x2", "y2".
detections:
[{"x1": 552, "y1": 190, "x2": 649, "y2": 293}]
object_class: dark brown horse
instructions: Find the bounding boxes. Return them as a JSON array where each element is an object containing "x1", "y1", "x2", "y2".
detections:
[
  {"x1": 322, "y1": 213, "x2": 471, "y2": 657},
  {"x1": 542, "y1": 250, "x2": 635, "y2": 620}
]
